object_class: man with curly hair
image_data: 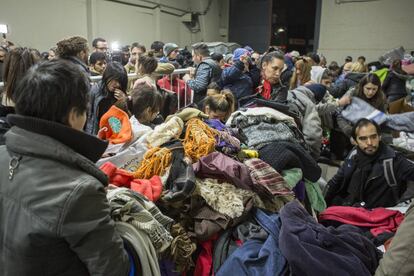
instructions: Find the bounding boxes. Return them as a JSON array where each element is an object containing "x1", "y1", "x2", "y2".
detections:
[{"x1": 56, "y1": 36, "x2": 90, "y2": 75}]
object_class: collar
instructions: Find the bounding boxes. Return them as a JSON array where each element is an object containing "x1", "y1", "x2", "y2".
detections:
[{"x1": 7, "y1": 114, "x2": 108, "y2": 163}]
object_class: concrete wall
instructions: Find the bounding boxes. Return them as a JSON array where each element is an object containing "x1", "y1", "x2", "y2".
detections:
[
  {"x1": 0, "y1": 0, "x2": 228, "y2": 51},
  {"x1": 318, "y1": 0, "x2": 414, "y2": 64}
]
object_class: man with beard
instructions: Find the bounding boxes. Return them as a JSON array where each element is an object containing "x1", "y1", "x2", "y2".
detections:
[
  {"x1": 56, "y1": 36, "x2": 90, "y2": 76},
  {"x1": 325, "y1": 118, "x2": 414, "y2": 208}
]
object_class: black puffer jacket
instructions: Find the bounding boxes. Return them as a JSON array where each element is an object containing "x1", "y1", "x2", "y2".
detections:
[
  {"x1": 0, "y1": 115, "x2": 129, "y2": 276},
  {"x1": 382, "y1": 70, "x2": 409, "y2": 102}
]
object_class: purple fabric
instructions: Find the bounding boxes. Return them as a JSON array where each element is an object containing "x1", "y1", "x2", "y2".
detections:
[
  {"x1": 193, "y1": 152, "x2": 254, "y2": 190},
  {"x1": 293, "y1": 180, "x2": 306, "y2": 201},
  {"x1": 205, "y1": 119, "x2": 227, "y2": 131},
  {"x1": 159, "y1": 259, "x2": 180, "y2": 276}
]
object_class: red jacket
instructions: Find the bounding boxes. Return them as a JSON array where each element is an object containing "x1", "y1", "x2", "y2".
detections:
[{"x1": 157, "y1": 76, "x2": 192, "y2": 108}]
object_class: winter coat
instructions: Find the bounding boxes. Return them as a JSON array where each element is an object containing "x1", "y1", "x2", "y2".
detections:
[
  {"x1": 330, "y1": 72, "x2": 366, "y2": 98},
  {"x1": 325, "y1": 144, "x2": 414, "y2": 208},
  {"x1": 0, "y1": 104, "x2": 13, "y2": 145},
  {"x1": 382, "y1": 70, "x2": 409, "y2": 102},
  {"x1": 375, "y1": 201, "x2": 414, "y2": 276},
  {"x1": 0, "y1": 114, "x2": 129, "y2": 276},
  {"x1": 187, "y1": 58, "x2": 222, "y2": 105},
  {"x1": 219, "y1": 60, "x2": 254, "y2": 100},
  {"x1": 288, "y1": 86, "x2": 323, "y2": 158},
  {"x1": 85, "y1": 81, "x2": 117, "y2": 135}
]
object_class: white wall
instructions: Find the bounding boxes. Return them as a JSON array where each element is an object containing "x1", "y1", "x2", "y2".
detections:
[
  {"x1": 0, "y1": 0, "x2": 228, "y2": 51},
  {"x1": 318, "y1": 0, "x2": 414, "y2": 64}
]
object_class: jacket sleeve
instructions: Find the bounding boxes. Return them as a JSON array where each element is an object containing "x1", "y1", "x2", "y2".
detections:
[
  {"x1": 59, "y1": 177, "x2": 129, "y2": 276},
  {"x1": 155, "y1": 62, "x2": 175, "y2": 75},
  {"x1": 247, "y1": 64, "x2": 261, "y2": 89},
  {"x1": 85, "y1": 84, "x2": 99, "y2": 135},
  {"x1": 325, "y1": 161, "x2": 347, "y2": 205},
  {"x1": 336, "y1": 110, "x2": 353, "y2": 137},
  {"x1": 395, "y1": 154, "x2": 414, "y2": 183},
  {"x1": 375, "y1": 202, "x2": 414, "y2": 276},
  {"x1": 301, "y1": 95, "x2": 322, "y2": 159},
  {"x1": 220, "y1": 61, "x2": 244, "y2": 86},
  {"x1": 329, "y1": 80, "x2": 348, "y2": 98},
  {"x1": 187, "y1": 63, "x2": 212, "y2": 93}
]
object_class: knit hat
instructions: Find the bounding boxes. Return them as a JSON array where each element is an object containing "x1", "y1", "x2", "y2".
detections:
[
  {"x1": 306, "y1": 83, "x2": 327, "y2": 103},
  {"x1": 224, "y1": 53, "x2": 233, "y2": 63},
  {"x1": 98, "y1": 105, "x2": 132, "y2": 144},
  {"x1": 233, "y1": 48, "x2": 249, "y2": 62},
  {"x1": 290, "y1": 50, "x2": 300, "y2": 58},
  {"x1": 163, "y1": 43, "x2": 179, "y2": 57},
  {"x1": 244, "y1": 45, "x2": 254, "y2": 53}
]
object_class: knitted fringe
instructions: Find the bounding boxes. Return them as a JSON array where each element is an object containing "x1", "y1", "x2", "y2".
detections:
[
  {"x1": 133, "y1": 147, "x2": 172, "y2": 179},
  {"x1": 183, "y1": 118, "x2": 218, "y2": 162}
]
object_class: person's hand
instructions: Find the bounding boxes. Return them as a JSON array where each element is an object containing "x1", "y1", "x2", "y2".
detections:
[
  {"x1": 338, "y1": 95, "x2": 352, "y2": 107},
  {"x1": 114, "y1": 89, "x2": 127, "y2": 100},
  {"x1": 189, "y1": 67, "x2": 196, "y2": 77},
  {"x1": 183, "y1": 73, "x2": 192, "y2": 82}
]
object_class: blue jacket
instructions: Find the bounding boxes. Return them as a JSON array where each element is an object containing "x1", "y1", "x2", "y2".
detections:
[
  {"x1": 219, "y1": 61, "x2": 255, "y2": 100},
  {"x1": 216, "y1": 208, "x2": 286, "y2": 276}
]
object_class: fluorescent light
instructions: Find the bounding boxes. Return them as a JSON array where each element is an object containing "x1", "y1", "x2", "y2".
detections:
[{"x1": 0, "y1": 24, "x2": 8, "y2": 34}]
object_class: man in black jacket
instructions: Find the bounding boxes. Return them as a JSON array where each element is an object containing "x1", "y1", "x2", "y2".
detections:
[
  {"x1": 0, "y1": 59, "x2": 130, "y2": 275},
  {"x1": 325, "y1": 118, "x2": 414, "y2": 208}
]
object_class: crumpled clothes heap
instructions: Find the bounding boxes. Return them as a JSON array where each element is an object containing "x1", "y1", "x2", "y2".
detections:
[
  {"x1": 168, "y1": 223, "x2": 197, "y2": 272},
  {"x1": 133, "y1": 147, "x2": 172, "y2": 179},
  {"x1": 146, "y1": 116, "x2": 184, "y2": 148},
  {"x1": 183, "y1": 118, "x2": 218, "y2": 162},
  {"x1": 107, "y1": 187, "x2": 174, "y2": 253}
]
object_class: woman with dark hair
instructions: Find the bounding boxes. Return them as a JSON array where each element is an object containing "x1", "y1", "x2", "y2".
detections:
[
  {"x1": 0, "y1": 47, "x2": 40, "y2": 145},
  {"x1": 85, "y1": 61, "x2": 128, "y2": 135},
  {"x1": 382, "y1": 59, "x2": 413, "y2": 114},
  {"x1": 133, "y1": 51, "x2": 158, "y2": 87}
]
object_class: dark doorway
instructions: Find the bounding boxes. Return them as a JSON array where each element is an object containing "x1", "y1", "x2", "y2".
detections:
[
  {"x1": 271, "y1": 0, "x2": 317, "y2": 54},
  {"x1": 228, "y1": 0, "x2": 317, "y2": 54},
  {"x1": 228, "y1": 0, "x2": 272, "y2": 53}
]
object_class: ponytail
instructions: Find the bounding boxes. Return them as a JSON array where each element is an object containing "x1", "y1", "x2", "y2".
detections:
[{"x1": 203, "y1": 89, "x2": 235, "y2": 119}]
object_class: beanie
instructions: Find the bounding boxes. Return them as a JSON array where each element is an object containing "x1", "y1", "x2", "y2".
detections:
[
  {"x1": 244, "y1": 45, "x2": 254, "y2": 53},
  {"x1": 306, "y1": 84, "x2": 327, "y2": 103},
  {"x1": 98, "y1": 105, "x2": 132, "y2": 144},
  {"x1": 233, "y1": 48, "x2": 249, "y2": 62},
  {"x1": 163, "y1": 43, "x2": 178, "y2": 57}
]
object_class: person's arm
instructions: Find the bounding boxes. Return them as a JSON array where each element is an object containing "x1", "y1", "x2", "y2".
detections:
[
  {"x1": 336, "y1": 111, "x2": 353, "y2": 137},
  {"x1": 220, "y1": 60, "x2": 244, "y2": 86},
  {"x1": 59, "y1": 177, "x2": 129, "y2": 276},
  {"x1": 186, "y1": 63, "x2": 212, "y2": 93},
  {"x1": 324, "y1": 162, "x2": 347, "y2": 205},
  {"x1": 301, "y1": 98, "x2": 323, "y2": 159}
]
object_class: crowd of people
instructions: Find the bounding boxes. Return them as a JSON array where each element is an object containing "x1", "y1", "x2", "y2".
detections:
[{"x1": 1, "y1": 34, "x2": 414, "y2": 275}]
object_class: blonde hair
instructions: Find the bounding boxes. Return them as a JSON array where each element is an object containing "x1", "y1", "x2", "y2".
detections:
[
  {"x1": 350, "y1": 62, "x2": 365, "y2": 73},
  {"x1": 203, "y1": 89, "x2": 235, "y2": 119},
  {"x1": 290, "y1": 58, "x2": 312, "y2": 89}
]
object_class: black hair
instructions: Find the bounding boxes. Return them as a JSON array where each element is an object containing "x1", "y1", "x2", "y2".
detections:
[
  {"x1": 150, "y1": 41, "x2": 164, "y2": 52},
  {"x1": 358, "y1": 56, "x2": 366, "y2": 62},
  {"x1": 89, "y1": 52, "x2": 107, "y2": 65},
  {"x1": 356, "y1": 73, "x2": 385, "y2": 110},
  {"x1": 210, "y1": 52, "x2": 224, "y2": 62},
  {"x1": 127, "y1": 84, "x2": 163, "y2": 119},
  {"x1": 102, "y1": 62, "x2": 128, "y2": 92},
  {"x1": 351, "y1": 118, "x2": 381, "y2": 140},
  {"x1": 131, "y1": 42, "x2": 146, "y2": 53},
  {"x1": 307, "y1": 52, "x2": 320, "y2": 64},
  {"x1": 92, "y1": 37, "x2": 106, "y2": 48},
  {"x1": 192, "y1": 43, "x2": 210, "y2": 57},
  {"x1": 345, "y1": 56, "x2": 353, "y2": 62},
  {"x1": 14, "y1": 59, "x2": 90, "y2": 125},
  {"x1": 259, "y1": 51, "x2": 284, "y2": 68}
]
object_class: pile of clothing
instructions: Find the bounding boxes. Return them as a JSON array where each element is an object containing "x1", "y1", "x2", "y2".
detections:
[{"x1": 95, "y1": 105, "x2": 387, "y2": 275}]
